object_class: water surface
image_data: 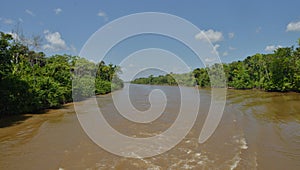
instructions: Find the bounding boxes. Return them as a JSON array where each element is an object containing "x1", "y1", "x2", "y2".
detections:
[{"x1": 0, "y1": 84, "x2": 300, "y2": 169}]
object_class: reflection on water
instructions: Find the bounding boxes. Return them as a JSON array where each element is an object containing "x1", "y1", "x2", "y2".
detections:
[
  {"x1": 227, "y1": 89, "x2": 300, "y2": 123},
  {"x1": 0, "y1": 84, "x2": 300, "y2": 169}
]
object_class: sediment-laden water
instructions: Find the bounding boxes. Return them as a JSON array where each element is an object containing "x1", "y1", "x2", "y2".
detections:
[{"x1": 0, "y1": 84, "x2": 300, "y2": 169}]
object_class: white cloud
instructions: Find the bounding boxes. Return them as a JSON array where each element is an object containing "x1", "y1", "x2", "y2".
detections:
[
  {"x1": 204, "y1": 57, "x2": 217, "y2": 63},
  {"x1": 256, "y1": 27, "x2": 262, "y2": 33},
  {"x1": 43, "y1": 30, "x2": 49, "y2": 34},
  {"x1": 195, "y1": 29, "x2": 223, "y2": 43},
  {"x1": 25, "y1": 9, "x2": 35, "y2": 16},
  {"x1": 223, "y1": 51, "x2": 228, "y2": 56},
  {"x1": 2, "y1": 18, "x2": 14, "y2": 25},
  {"x1": 97, "y1": 11, "x2": 106, "y2": 17},
  {"x1": 229, "y1": 46, "x2": 236, "y2": 50},
  {"x1": 213, "y1": 44, "x2": 220, "y2": 51},
  {"x1": 286, "y1": 21, "x2": 300, "y2": 32},
  {"x1": 265, "y1": 45, "x2": 282, "y2": 52},
  {"x1": 228, "y1": 32, "x2": 235, "y2": 39},
  {"x1": 54, "y1": 8, "x2": 62, "y2": 15},
  {"x1": 97, "y1": 10, "x2": 108, "y2": 21},
  {"x1": 43, "y1": 30, "x2": 68, "y2": 51},
  {"x1": 211, "y1": 44, "x2": 220, "y2": 56}
]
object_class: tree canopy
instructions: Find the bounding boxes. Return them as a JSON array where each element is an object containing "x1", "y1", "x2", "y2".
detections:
[
  {"x1": 132, "y1": 38, "x2": 300, "y2": 92},
  {"x1": 0, "y1": 32, "x2": 123, "y2": 116}
]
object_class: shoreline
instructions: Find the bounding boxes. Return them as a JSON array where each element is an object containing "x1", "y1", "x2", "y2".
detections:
[
  {"x1": 130, "y1": 83, "x2": 300, "y2": 93},
  {"x1": 0, "y1": 103, "x2": 75, "y2": 140},
  {"x1": 0, "y1": 84, "x2": 124, "y2": 122},
  {"x1": 1, "y1": 84, "x2": 299, "y2": 134}
]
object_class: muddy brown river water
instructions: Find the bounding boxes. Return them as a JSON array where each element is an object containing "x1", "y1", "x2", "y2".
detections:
[{"x1": 0, "y1": 84, "x2": 300, "y2": 170}]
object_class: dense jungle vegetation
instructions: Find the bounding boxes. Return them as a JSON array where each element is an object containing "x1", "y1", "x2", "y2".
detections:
[
  {"x1": 0, "y1": 32, "x2": 123, "y2": 116},
  {"x1": 132, "y1": 39, "x2": 300, "y2": 92}
]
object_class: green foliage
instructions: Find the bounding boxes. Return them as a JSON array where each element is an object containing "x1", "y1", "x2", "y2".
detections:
[
  {"x1": 0, "y1": 76, "x2": 35, "y2": 114},
  {"x1": 208, "y1": 63, "x2": 227, "y2": 88},
  {"x1": 0, "y1": 32, "x2": 13, "y2": 80},
  {"x1": 193, "y1": 68, "x2": 210, "y2": 87},
  {"x1": 227, "y1": 61, "x2": 253, "y2": 89},
  {"x1": 131, "y1": 39, "x2": 300, "y2": 93},
  {"x1": 131, "y1": 72, "x2": 196, "y2": 87},
  {"x1": 95, "y1": 78, "x2": 111, "y2": 95},
  {"x1": 1, "y1": 29, "x2": 299, "y2": 116},
  {"x1": 73, "y1": 75, "x2": 96, "y2": 99},
  {"x1": 0, "y1": 32, "x2": 123, "y2": 116},
  {"x1": 111, "y1": 76, "x2": 124, "y2": 91}
]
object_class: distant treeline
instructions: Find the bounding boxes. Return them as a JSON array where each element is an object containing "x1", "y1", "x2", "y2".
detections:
[
  {"x1": 132, "y1": 39, "x2": 300, "y2": 92},
  {"x1": 132, "y1": 73, "x2": 196, "y2": 87},
  {"x1": 0, "y1": 32, "x2": 123, "y2": 116}
]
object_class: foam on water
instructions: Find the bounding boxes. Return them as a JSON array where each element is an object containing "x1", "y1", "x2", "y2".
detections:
[
  {"x1": 239, "y1": 137, "x2": 248, "y2": 150},
  {"x1": 233, "y1": 135, "x2": 248, "y2": 150}
]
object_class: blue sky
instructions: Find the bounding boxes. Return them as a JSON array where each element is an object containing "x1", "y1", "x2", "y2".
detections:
[{"x1": 1, "y1": 0, "x2": 300, "y2": 69}]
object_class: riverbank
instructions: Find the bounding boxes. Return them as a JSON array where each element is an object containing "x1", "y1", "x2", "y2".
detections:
[
  {"x1": 0, "y1": 90, "x2": 115, "y2": 136},
  {"x1": 0, "y1": 103, "x2": 75, "y2": 139},
  {"x1": 131, "y1": 82, "x2": 300, "y2": 93}
]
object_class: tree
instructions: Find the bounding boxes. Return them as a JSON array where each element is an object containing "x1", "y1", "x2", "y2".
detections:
[
  {"x1": 0, "y1": 31, "x2": 123, "y2": 116},
  {"x1": 0, "y1": 32, "x2": 13, "y2": 80},
  {"x1": 131, "y1": 38, "x2": 300, "y2": 92}
]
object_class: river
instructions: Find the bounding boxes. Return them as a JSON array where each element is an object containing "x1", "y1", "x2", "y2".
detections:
[{"x1": 0, "y1": 84, "x2": 300, "y2": 169}]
